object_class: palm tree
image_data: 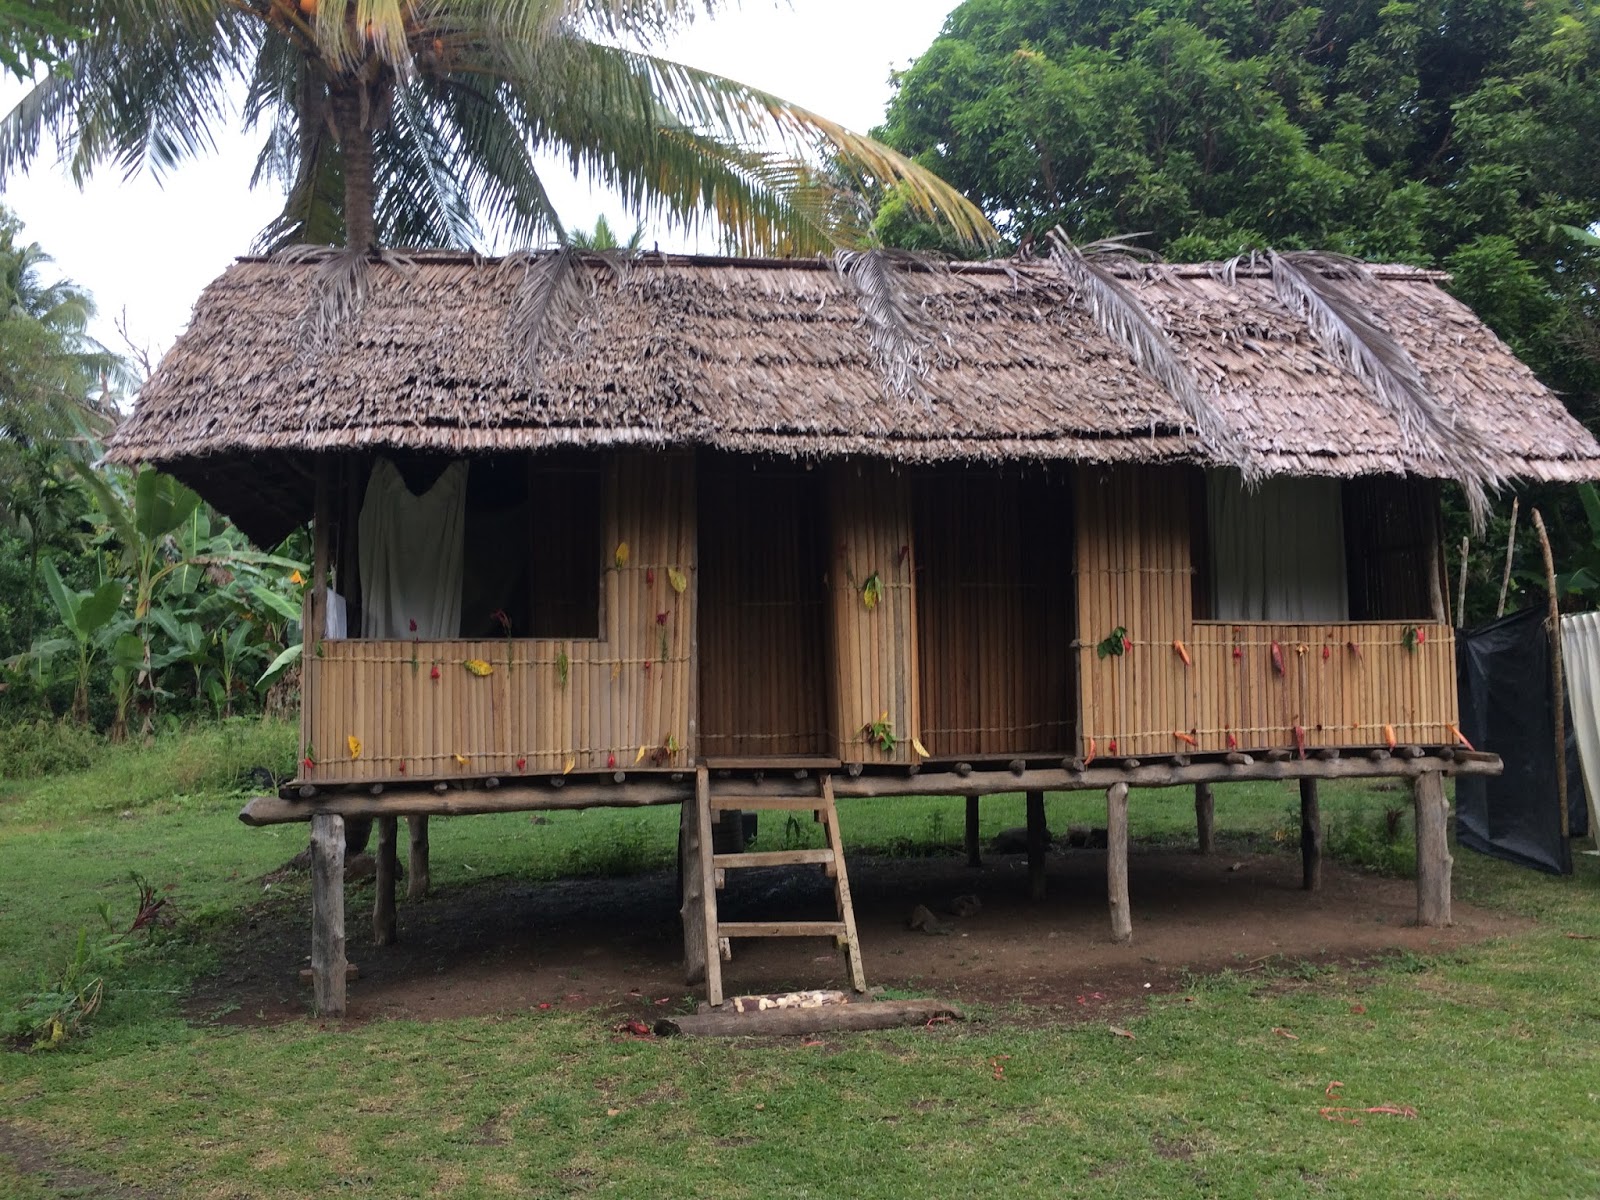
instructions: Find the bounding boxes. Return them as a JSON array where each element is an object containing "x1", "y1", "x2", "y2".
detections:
[{"x1": 2, "y1": 1, "x2": 992, "y2": 257}]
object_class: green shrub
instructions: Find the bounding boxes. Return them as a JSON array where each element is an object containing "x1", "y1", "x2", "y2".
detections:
[{"x1": 0, "y1": 718, "x2": 101, "y2": 780}]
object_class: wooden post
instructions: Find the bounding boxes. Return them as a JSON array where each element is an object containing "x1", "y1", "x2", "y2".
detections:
[
  {"x1": 1456, "y1": 536, "x2": 1469, "y2": 628},
  {"x1": 1496, "y1": 497, "x2": 1518, "y2": 618},
  {"x1": 1533, "y1": 510, "x2": 1570, "y2": 840},
  {"x1": 1194, "y1": 782, "x2": 1214, "y2": 855},
  {"x1": 405, "y1": 815, "x2": 430, "y2": 901},
  {"x1": 1413, "y1": 770, "x2": 1452, "y2": 926},
  {"x1": 680, "y1": 797, "x2": 707, "y2": 986},
  {"x1": 1025, "y1": 789, "x2": 1046, "y2": 901},
  {"x1": 373, "y1": 816, "x2": 397, "y2": 946},
  {"x1": 965, "y1": 795, "x2": 981, "y2": 868},
  {"x1": 1106, "y1": 782, "x2": 1131, "y2": 943},
  {"x1": 1299, "y1": 778, "x2": 1321, "y2": 892},
  {"x1": 310, "y1": 813, "x2": 347, "y2": 1016}
]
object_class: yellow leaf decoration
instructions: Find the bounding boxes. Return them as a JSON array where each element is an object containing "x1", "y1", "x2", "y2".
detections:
[
  {"x1": 861, "y1": 572, "x2": 883, "y2": 611},
  {"x1": 911, "y1": 736, "x2": 930, "y2": 759},
  {"x1": 347, "y1": 734, "x2": 362, "y2": 760},
  {"x1": 563, "y1": 757, "x2": 576, "y2": 775},
  {"x1": 463, "y1": 658, "x2": 493, "y2": 677},
  {"x1": 454, "y1": 753, "x2": 469, "y2": 766},
  {"x1": 289, "y1": 569, "x2": 305, "y2": 585},
  {"x1": 614, "y1": 542, "x2": 630, "y2": 569},
  {"x1": 636, "y1": 744, "x2": 649, "y2": 764},
  {"x1": 667, "y1": 567, "x2": 687, "y2": 594}
]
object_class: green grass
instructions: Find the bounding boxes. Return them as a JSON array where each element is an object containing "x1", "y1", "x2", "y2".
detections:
[{"x1": 2, "y1": 723, "x2": 1599, "y2": 1198}]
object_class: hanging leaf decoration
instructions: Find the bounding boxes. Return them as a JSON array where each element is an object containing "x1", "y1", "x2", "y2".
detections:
[
  {"x1": 1270, "y1": 641, "x2": 1286, "y2": 676},
  {"x1": 667, "y1": 567, "x2": 687, "y2": 594},
  {"x1": 614, "y1": 542, "x2": 630, "y2": 569},
  {"x1": 1096, "y1": 627, "x2": 1130, "y2": 659},
  {"x1": 347, "y1": 734, "x2": 362, "y2": 760},
  {"x1": 1225, "y1": 731, "x2": 1239, "y2": 750},
  {"x1": 1449, "y1": 722, "x2": 1474, "y2": 751},
  {"x1": 1172, "y1": 639, "x2": 1191, "y2": 668},
  {"x1": 516, "y1": 757, "x2": 527, "y2": 771},
  {"x1": 1293, "y1": 724, "x2": 1307, "y2": 760},
  {"x1": 1173, "y1": 730, "x2": 1197, "y2": 746},
  {"x1": 659, "y1": 630, "x2": 669, "y2": 661},
  {"x1": 1401, "y1": 625, "x2": 1424, "y2": 652},
  {"x1": 454, "y1": 753, "x2": 469, "y2": 766},
  {"x1": 1084, "y1": 736, "x2": 1096, "y2": 766},
  {"x1": 665, "y1": 734, "x2": 681, "y2": 755},
  {"x1": 463, "y1": 658, "x2": 493, "y2": 677},
  {"x1": 1347, "y1": 640, "x2": 1363, "y2": 662},
  {"x1": 430, "y1": 663, "x2": 441, "y2": 680},
  {"x1": 556, "y1": 649, "x2": 570, "y2": 686},
  {"x1": 861, "y1": 572, "x2": 884, "y2": 610},
  {"x1": 563, "y1": 757, "x2": 575, "y2": 775},
  {"x1": 862, "y1": 712, "x2": 896, "y2": 753},
  {"x1": 911, "y1": 736, "x2": 930, "y2": 759},
  {"x1": 646, "y1": 567, "x2": 656, "y2": 587},
  {"x1": 636, "y1": 744, "x2": 649, "y2": 764},
  {"x1": 1384, "y1": 724, "x2": 1398, "y2": 750}
]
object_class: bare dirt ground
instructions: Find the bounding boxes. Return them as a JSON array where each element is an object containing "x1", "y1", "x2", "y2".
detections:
[{"x1": 190, "y1": 844, "x2": 1525, "y2": 1026}]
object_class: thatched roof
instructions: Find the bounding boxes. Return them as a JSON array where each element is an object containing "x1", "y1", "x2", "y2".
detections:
[{"x1": 109, "y1": 251, "x2": 1600, "y2": 547}]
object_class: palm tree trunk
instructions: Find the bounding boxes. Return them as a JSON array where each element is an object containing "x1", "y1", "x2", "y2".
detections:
[{"x1": 329, "y1": 84, "x2": 377, "y2": 251}]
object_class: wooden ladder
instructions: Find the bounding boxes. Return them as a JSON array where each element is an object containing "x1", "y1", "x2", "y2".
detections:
[{"x1": 681, "y1": 767, "x2": 866, "y2": 1007}]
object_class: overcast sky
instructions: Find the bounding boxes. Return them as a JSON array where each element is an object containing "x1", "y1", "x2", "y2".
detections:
[{"x1": 0, "y1": 1, "x2": 958, "y2": 364}]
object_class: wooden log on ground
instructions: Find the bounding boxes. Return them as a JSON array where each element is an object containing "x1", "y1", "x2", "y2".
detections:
[
  {"x1": 679, "y1": 800, "x2": 707, "y2": 986},
  {"x1": 654, "y1": 998, "x2": 963, "y2": 1038},
  {"x1": 406, "y1": 815, "x2": 430, "y2": 901},
  {"x1": 1413, "y1": 770, "x2": 1453, "y2": 927},
  {"x1": 310, "y1": 813, "x2": 347, "y2": 1016},
  {"x1": 1106, "y1": 782, "x2": 1131, "y2": 944},
  {"x1": 965, "y1": 796, "x2": 981, "y2": 869},
  {"x1": 373, "y1": 816, "x2": 398, "y2": 946},
  {"x1": 1195, "y1": 782, "x2": 1214, "y2": 856},
  {"x1": 1299, "y1": 779, "x2": 1322, "y2": 892},
  {"x1": 1026, "y1": 790, "x2": 1047, "y2": 901}
]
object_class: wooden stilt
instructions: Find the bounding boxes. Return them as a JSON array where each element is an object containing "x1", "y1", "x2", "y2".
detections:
[
  {"x1": 695, "y1": 768, "x2": 724, "y2": 1006},
  {"x1": 1106, "y1": 782, "x2": 1131, "y2": 943},
  {"x1": 405, "y1": 815, "x2": 430, "y2": 901},
  {"x1": 310, "y1": 813, "x2": 347, "y2": 1016},
  {"x1": 965, "y1": 795, "x2": 981, "y2": 868},
  {"x1": 1299, "y1": 778, "x2": 1321, "y2": 892},
  {"x1": 1025, "y1": 789, "x2": 1047, "y2": 901},
  {"x1": 373, "y1": 816, "x2": 397, "y2": 946},
  {"x1": 1413, "y1": 770, "x2": 1453, "y2": 927},
  {"x1": 680, "y1": 798, "x2": 707, "y2": 986},
  {"x1": 1194, "y1": 782, "x2": 1214, "y2": 855}
]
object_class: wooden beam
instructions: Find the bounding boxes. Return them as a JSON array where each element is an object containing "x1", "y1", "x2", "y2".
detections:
[
  {"x1": 655, "y1": 998, "x2": 963, "y2": 1038},
  {"x1": 241, "y1": 778, "x2": 695, "y2": 826},
  {"x1": 1533, "y1": 508, "x2": 1570, "y2": 841},
  {"x1": 405, "y1": 815, "x2": 429, "y2": 901},
  {"x1": 1026, "y1": 790, "x2": 1047, "y2": 902},
  {"x1": 1413, "y1": 770, "x2": 1453, "y2": 927},
  {"x1": 1299, "y1": 779, "x2": 1321, "y2": 892},
  {"x1": 695, "y1": 768, "x2": 723, "y2": 1007},
  {"x1": 1195, "y1": 782, "x2": 1214, "y2": 855},
  {"x1": 1106, "y1": 782, "x2": 1131, "y2": 944},
  {"x1": 679, "y1": 799, "x2": 706, "y2": 987},
  {"x1": 373, "y1": 816, "x2": 397, "y2": 946},
  {"x1": 965, "y1": 796, "x2": 981, "y2": 869},
  {"x1": 310, "y1": 813, "x2": 346, "y2": 1017}
]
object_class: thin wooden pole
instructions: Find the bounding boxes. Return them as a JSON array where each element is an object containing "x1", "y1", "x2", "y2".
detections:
[
  {"x1": 1413, "y1": 770, "x2": 1452, "y2": 926},
  {"x1": 1533, "y1": 509, "x2": 1570, "y2": 840},
  {"x1": 1496, "y1": 497, "x2": 1518, "y2": 618},
  {"x1": 680, "y1": 797, "x2": 707, "y2": 986},
  {"x1": 1456, "y1": 537, "x2": 1469, "y2": 628},
  {"x1": 965, "y1": 795, "x2": 982, "y2": 868},
  {"x1": 695, "y1": 767, "x2": 723, "y2": 1006},
  {"x1": 405, "y1": 815, "x2": 430, "y2": 901},
  {"x1": 310, "y1": 813, "x2": 347, "y2": 1016},
  {"x1": 1025, "y1": 789, "x2": 1047, "y2": 901},
  {"x1": 373, "y1": 815, "x2": 397, "y2": 946},
  {"x1": 1299, "y1": 778, "x2": 1321, "y2": 891},
  {"x1": 1106, "y1": 782, "x2": 1131, "y2": 943},
  {"x1": 1194, "y1": 782, "x2": 1214, "y2": 855}
]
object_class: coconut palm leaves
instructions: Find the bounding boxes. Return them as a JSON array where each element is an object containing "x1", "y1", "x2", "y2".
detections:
[
  {"x1": 4, "y1": 0, "x2": 994, "y2": 258},
  {"x1": 1230, "y1": 249, "x2": 1501, "y2": 527}
]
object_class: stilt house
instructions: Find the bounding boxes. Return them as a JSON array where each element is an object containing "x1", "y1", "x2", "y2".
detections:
[{"x1": 108, "y1": 252, "x2": 1600, "y2": 1013}]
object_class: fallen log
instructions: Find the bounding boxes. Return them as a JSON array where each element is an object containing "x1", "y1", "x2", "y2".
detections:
[{"x1": 654, "y1": 998, "x2": 963, "y2": 1038}]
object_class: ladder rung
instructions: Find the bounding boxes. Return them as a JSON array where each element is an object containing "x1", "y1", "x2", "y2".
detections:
[
  {"x1": 717, "y1": 921, "x2": 848, "y2": 939},
  {"x1": 713, "y1": 849, "x2": 833, "y2": 869},
  {"x1": 709, "y1": 795, "x2": 826, "y2": 812}
]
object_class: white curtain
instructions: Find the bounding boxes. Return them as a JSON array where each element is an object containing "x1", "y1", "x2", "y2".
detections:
[
  {"x1": 1560, "y1": 613, "x2": 1600, "y2": 846},
  {"x1": 1208, "y1": 471, "x2": 1349, "y2": 622},
  {"x1": 358, "y1": 458, "x2": 469, "y2": 639}
]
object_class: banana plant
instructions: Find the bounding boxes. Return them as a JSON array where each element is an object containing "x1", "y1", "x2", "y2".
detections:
[
  {"x1": 25, "y1": 558, "x2": 123, "y2": 724},
  {"x1": 214, "y1": 623, "x2": 266, "y2": 717}
]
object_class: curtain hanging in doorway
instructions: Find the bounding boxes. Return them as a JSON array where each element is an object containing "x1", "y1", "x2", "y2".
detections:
[
  {"x1": 358, "y1": 457, "x2": 469, "y2": 639},
  {"x1": 1207, "y1": 471, "x2": 1349, "y2": 622}
]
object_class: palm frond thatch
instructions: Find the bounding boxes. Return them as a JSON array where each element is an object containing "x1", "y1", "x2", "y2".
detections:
[
  {"x1": 832, "y1": 248, "x2": 940, "y2": 400},
  {"x1": 1048, "y1": 229, "x2": 1253, "y2": 479},
  {"x1": 499, "y1": 246, "x2": 606, "y2": 381},
  {"x1": 280, "y1": 244, "x2": 414, "y2": 352}
]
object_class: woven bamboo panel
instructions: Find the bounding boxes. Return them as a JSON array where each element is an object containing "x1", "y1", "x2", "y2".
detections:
[
  {"x1": 828, "y1": 461, "x2": 919, "y2": 764},
  {"x1": 300, "y1": 452, "x2": 695, "y2": 784}
]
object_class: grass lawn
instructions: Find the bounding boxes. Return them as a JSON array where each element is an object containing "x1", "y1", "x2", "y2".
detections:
[{"x1": 1, "y1": 718, "x2": 1598, "y2": 1198}]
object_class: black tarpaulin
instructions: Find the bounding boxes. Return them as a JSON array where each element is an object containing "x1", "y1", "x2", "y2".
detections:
[{"x1": 1456, "y1": 606, "x2": 1587, "y2": 875}]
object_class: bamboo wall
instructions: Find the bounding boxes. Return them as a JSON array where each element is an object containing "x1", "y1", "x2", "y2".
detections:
[
  {"x1": 300, "y1": 452, "x2": 696, "y2": 784},
  {"x1": 1074, "y1": 465, "x2": 1459, "y2": 758},
  {"x1": 829, "y1": 461, "x2": 920, "y2": 764},
  {"x1": 913, "y1": 470, "x2": 1074, "y2": 757}
]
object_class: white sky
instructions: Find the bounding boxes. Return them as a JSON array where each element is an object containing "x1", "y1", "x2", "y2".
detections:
[{"x1": 0, "y1": 1, "x2": 957, "y2": 364}]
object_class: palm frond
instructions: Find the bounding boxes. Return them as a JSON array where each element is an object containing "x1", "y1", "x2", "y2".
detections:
[
  {"x1": 1047, "y1": 229, "x2": 1252, "y2": 478},
  {"x1": 833, "y1": 249, "x2": 938, "y2": 400},
  {"x1": 1262, "y1": 249, "x2": 1500, "y2": 528},
  {"x1": 281, "y1": 245, "x2": 414, "y2": 352},
  {"x1": 498, "y1": 247, "x2": 600, "y2": 382}
]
